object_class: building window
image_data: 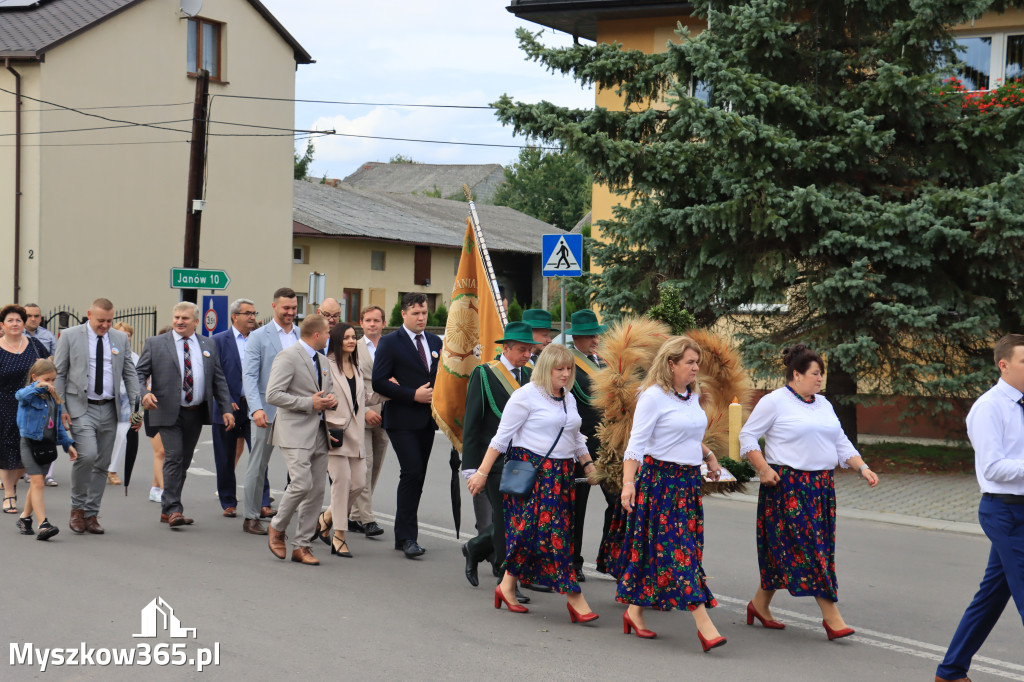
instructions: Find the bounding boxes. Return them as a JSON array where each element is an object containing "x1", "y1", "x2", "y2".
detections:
[
  {"x1": 295, "y1": 293, "x2": 307, "y2": 320},
  {"x1": 414, "y1": 246, "x2": 431, "y2": 285},
  {"x1": 293, "y1": 246, "x2": 307, "y2": 264},
  {"x1": 950, "y1": 32, "x2": 1024, "y2": 90},
  {"x1": 371, "y1": 250, "x2": 386, "y2": 271},
  {"x1": 343, "y1": 289, "x2": 362, "y2": 325},
  {"x1": 187, "y1": 18, "x2": 223, "y2": 81}
]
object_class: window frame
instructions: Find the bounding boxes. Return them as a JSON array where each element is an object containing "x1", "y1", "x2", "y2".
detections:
[
  {"x1": 187, "y1": 17, "x2": 224, "y2": 82},
  {"x1": 293, "y1": 246, "x2": 308, "y2": 264},
  {"x1": 951, "y1": 28, "x2": 1024, "y2": 90},
  {"x1": 370, "y1": 250, "x2": 386, "y2": 271}
]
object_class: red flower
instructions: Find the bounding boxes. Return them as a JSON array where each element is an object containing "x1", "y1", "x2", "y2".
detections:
[
  {"x1": 675, "y1": 548, "x2": 685, "y2": 562},
  {"x1": 787, "y1": 497, "x2": 798, "y2": 510},
  {"x1": 553, "y1": 483, "x2": 560, "y2": 495},
  {"x1": 655, "y1": 543, "x2": 664, "y2": 552},
  {"x1": 539, "y1": 511, "x2": 551, "y2": 524},
  {"x1": 657, "y1": 573, "x2": 670, "y2": 587},
  {"x1": 552, "y1": 536, "x2": 563, "y2": 550},
  {"x1": 687, "y1": 518, "x2": 697, "y2": 532},
  {"x1": 631, "y1": 549, "x2": 639, "y2": 562},
  {"x1": 515, "y1": 517, "x2": 525, "y2": 531},
  {"x1": 684, "y1": 585, "x2": 692, "y2": 594},
  {"x1": 611, "y1": 547, "x2": 620, "y2": 559},
  {"x1": 543, "y1": 459, "x2": 552, "y2": 470}
]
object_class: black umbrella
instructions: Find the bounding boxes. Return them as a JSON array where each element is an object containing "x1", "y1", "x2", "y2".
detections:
[
  {"x1": 449, "y1": 446, "x2": 462, "y2": 538},
  {"x1": 124, "y1": 399, "x2": 143, "y2": 496}
]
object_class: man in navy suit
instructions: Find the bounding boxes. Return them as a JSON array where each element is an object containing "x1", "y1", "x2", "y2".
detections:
[
  {"x1": 210, "y1": 299, "x2": 271, "y2": 518},
  {"x1": 372, "y1": 293, "x2": 441, "y2": 559}
]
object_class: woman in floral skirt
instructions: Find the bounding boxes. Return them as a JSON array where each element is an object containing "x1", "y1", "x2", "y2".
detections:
[
  {"x1": 616, "y1": 336, "x2": 727, "y2": 652},
  {"x1": 468, "y1": 343, "x2": 600, "y2": 624},
  {"x1": 739, "y1": 344, "x2": 879, "y2": 640}
]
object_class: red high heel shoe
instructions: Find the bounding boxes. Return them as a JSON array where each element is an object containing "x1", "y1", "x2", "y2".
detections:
[
  {"x1": 622, "y1": 611, "x2": 656, "y2": 639},
  {"x1": 494, "y1": 586, "x2": 528, "y2": 613},
  {"x1": 822, "y1": 620, "x2": 855, "y2": 640},
  {"x1": 746, "y1": 601, "x2": 786, "y2": 629},
  {"x1": 567, "y1": 602, "x2": 599, "y2": 624},
  {"x1": 697, "y1": 630, "x2": 727, "y2": 652}
]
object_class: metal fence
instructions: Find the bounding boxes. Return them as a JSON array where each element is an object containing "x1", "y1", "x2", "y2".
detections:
[{"x1": 43, "y1": 305, "x2": 158, "y2": 356}]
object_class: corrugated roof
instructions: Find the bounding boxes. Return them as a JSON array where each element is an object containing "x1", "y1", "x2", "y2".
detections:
[
  {"x1": 0, "y1": 0, "x2": 313, "y2": 63},
  {"x1": 341, "y1": 162, "x2": 506, "y2": 202},
  {"x1": 293, "y1": 180, "x2": 554, "y2": 254}
]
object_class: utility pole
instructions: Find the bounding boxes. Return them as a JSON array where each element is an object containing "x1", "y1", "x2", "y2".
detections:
[{"x1": 182, "y1": 69, "x2": 210, "y2": 304}]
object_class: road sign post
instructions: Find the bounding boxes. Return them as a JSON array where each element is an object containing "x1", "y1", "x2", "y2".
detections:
[
  {"x1": 541, "y1": 234, "x2": 584, "y2": 344},
  {"x1": 170, "y1": 268, "x2": 230, "y2": 290}
]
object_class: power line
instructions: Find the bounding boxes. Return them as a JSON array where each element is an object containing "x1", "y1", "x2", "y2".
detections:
[
  {"x1": 0, "y1": 131, "x2": 327, "y2": 149},
  {"x1": 0, "y1": 120, "x2": 194, "y2": 137},
  {"x1": 214, "y1": 94, "x2": 496, "y2": 109},
  {"x1": 327, "y1": 131, "x2": 560, "y2": 150},
  {"x1": 0, "y1": 86, "x2": 199, "y2": 134},
  {"x1": 0, "y1": 102, "x2": 191, "y2": 113}
]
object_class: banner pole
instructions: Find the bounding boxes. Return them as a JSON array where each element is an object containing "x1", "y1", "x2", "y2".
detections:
[{"x1": 560, "y1": 279, "x2": 567, "y2": 345}]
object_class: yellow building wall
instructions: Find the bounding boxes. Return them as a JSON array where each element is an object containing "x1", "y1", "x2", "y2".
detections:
[
  {"x1": 291, "y1": 237, "x2": 460, "y2": 320},
  {"x1": 0, "y1": 0, "x2": 299, "y2": 320}
]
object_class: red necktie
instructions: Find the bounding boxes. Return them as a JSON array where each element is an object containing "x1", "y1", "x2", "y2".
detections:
[
  {"x1": 415, "y1": 334, "x2": 429, "y2": 371},
  {"x1": 182, "y1": 337, "x2": 194, "y2": 403}
]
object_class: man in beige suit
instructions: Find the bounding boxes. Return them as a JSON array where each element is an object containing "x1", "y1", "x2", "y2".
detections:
[
  {"x1": 349, "y1": 304, "x2": 388, "y2": 537},
  {"x1": 265, "y1": 315, "x2": 337, "y2": 566}
]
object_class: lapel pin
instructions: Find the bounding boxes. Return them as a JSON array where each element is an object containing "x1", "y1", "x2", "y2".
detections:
[
  {"x1": 202, "y1": 350, "x2": 211, "y2": 358},
  {"x1": 111, "y1": 348, "x2": 120, "y2": 355},
  {"x1": 431, "y1": 350, "x2": 439, "y2": 358}
]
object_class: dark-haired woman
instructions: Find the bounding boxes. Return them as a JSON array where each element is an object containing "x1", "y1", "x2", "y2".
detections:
[
  {"x1": 739, "y1": 344, "x2": 879, "y2": 640},
  {"x1": 314, "y1": 322, "x2": 380, "y2": 557},
  {"x1": 0, "y1": 304, "x2": 47, "y2": 513}
]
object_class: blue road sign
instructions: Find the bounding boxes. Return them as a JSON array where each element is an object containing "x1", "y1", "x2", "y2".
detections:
[
  {"x1": 542, "y1": 233, "x2": 583, "y2": 277},
  {"x1": 201, "y1": 295, "x2": 229, "y2": 337}
]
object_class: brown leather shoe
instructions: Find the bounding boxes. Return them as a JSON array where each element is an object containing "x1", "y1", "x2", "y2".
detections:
[
  {"x1": 161, "y1": 513, "x2": 195, "y2": 525},
  {"x1": 84, "y1": 515, "x2": 104, "y2": 534},
  {"x1": 243, "y1": 518, "x2": 267, "y2": 535},
  {"x1": 268, "y1": 524, "x2": 286, "y2": 559},
  {"x1": 223, "y1": 507, "x2": 237, "y2": 518},
  {"x1": 291, "y1": 547, "x2": 319, "y2": 565},
  {"x1": 260, "y1": 506, "x2": 277, "y2": 518},
  {"x1": 167, "y1": 512, "x2": 194, "y2": 528},
  {"x1": 69, "y1": 509, "x2": 86, "y2": 535}
]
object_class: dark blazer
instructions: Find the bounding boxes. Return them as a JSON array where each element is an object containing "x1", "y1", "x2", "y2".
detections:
[
  {"x1": 136, "y1": 331, "x2": 233, "y2": 428},
  {"x1": 571, "y1": 365, "x2": 601, "y2": 454},
  {"x1": 212, "y1": 329, "x2": 245, "y2": 425},
  {"x1": 371, "y1": 327, "x2": 442, "y2": 431},
  {"x1": 462, "y1": 362, "x2": 531, "y2": 471}
]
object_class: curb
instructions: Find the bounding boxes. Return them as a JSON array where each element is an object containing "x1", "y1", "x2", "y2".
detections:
[{"x1": 714, "y1": 492, "x2": 985, "y2": 536}]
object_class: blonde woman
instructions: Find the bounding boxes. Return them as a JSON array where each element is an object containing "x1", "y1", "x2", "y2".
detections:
[
  {"x1": 108, "y1": 322, "x2": 140, "y2": 486},
  {"x1": 616, "y1": 336, "x2": 726, "y2": 651},
  {"x1": 468, "y1": 344, "x2": 600, "y2": 624}
]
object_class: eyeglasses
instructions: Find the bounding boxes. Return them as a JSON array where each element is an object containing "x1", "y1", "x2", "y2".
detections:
[
  {"x1": 235, "y1": 311, "x2": 258, "y2": 317},
  {"x1": 321, "y1": 313, "x2": 341, "y2": 320}
]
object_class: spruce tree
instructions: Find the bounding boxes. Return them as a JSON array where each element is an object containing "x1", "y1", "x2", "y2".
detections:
[{"x1": 495, "y1": 0, "x2": 1024, "y2": 442}]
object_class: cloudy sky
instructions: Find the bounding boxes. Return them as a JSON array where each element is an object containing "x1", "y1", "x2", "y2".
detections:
[{"x1": 257, "y1": 1, "x2": 595, "y2": 181}]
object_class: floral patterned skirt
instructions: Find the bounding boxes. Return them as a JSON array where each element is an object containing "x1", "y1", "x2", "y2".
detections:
[
  {"x1": 596, "y1": 497, "x2": 628, "y2": 578},
  {"x1": 756, "y1": 465, "x2": 838, "y2": 601},
  {"x1": 615, "y1": 456, "x2": 717, "y2": 611},
  {"x1": 503, "y1": 447, "x2": 580, "y2": 594}
]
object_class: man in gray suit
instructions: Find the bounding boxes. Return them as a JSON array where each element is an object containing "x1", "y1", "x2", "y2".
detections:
[
  {"x1": 55, "y1": 298, "x2": 140, "y2": 535},
  {"x1": 135, "y1": 302, "x2": 234, "y2": 528},
  {"x1": 265, "y1": 314, "x2": 336, "y2": 566},
  {"x1": 348, "y1": 304, "x2": 387, "y2": 537},
  {"x1": 241, "y1": 287, "x2": 299, "y2": 534}
]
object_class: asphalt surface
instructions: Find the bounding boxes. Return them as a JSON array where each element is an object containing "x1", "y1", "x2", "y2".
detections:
[{"x1": 3, "y1": 431, "x2": 1022, "y2": 681}]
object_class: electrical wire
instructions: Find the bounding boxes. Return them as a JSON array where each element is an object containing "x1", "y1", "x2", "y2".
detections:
[
  {"x1": 0, "y1": 120, "x2": 194, "y2": 137},
  {"x1": 212, "y1": 94, "x2": 496, "y2": 109},
  {"x1": 0, "y1": 102, "x2": 191, "y2": 113},
  {"x1": 326, "y1": 131, "x2": 560, "y2": 149}
]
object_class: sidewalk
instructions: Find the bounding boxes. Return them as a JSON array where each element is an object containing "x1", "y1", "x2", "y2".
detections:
[{"x1": 725, "y1": 471, "x2": 984, "y2": 535}]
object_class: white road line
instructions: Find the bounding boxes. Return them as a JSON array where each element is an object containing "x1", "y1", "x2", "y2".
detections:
[
  {"x1": 186, "y1": 467, "x2": 217, "y2": 477},
  {"x1": 367, "y1": 512, "x2": 1024, "y2": 680}
]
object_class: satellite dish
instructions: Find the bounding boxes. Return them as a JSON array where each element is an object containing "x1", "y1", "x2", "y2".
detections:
[{"x1": 179, "y1": 0, "x2": 202, "y2": 17}]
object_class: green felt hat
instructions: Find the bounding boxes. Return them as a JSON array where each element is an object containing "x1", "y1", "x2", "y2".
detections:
[
  {"x1": 494, "y1": 321, "x2": 537, "y2": 345},
  {"x1": 521, "y1": 308, "x2": 555, "y2": 331},
  {"x1": 565, "y1": 309, "x2": 608, "y2": 336}
]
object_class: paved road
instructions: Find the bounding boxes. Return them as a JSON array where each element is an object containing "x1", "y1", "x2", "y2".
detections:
[{"x1": 3, "y1": 431, "x2": 1021, "y2": 681}]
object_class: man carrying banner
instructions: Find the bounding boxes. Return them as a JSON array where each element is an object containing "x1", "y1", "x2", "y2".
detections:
[
  {"x1": 566, "y1": 309, "x2": 608, "y2": 582},
  {"x1": 522, "y1": 309, "x2": 555, "y2": 364},
  {"x1": 461, "y1": 322, "x2": 534, "y2": 588}
]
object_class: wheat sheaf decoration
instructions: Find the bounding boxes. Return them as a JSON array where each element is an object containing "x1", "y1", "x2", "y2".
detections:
[{"x1": 592, "y1": 318, "x2": 755, "y2": 496}]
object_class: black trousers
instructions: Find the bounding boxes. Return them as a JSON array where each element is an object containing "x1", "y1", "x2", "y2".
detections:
[
  {"x1": 466, "y1": 458, "x2": 505, "y2": 567},
  {"x1": 386, "y1": 427, "x2": 435, "y2": 545}
]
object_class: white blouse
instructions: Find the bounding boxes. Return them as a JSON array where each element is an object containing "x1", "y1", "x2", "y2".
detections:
[
  {"x1": 624, "y1": 387, "x2": 708, "y2": 466},
  {"x1": 739, "y1": 387, "x2": 859, "y2": 471},
  {"x1": 489, "y1": 383, "x2": 589, "y2": 460}
]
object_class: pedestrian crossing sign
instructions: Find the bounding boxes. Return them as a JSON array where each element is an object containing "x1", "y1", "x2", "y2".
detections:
[{"x1": 542, "y1": 233, "x2": 583, "y2": 277}]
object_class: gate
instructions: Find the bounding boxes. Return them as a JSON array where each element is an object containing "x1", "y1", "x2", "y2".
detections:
[{"x1": 43, "y1": 305, "x2": 158, "y2": 356}]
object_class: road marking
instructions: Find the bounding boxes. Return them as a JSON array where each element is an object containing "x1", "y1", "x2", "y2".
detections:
[
  {"x1": 369, "y1": 512, "x2": 1024, "y2": 680},
  {"x1": 186, "y1": 467, "x2": 216, "y2": 477}
]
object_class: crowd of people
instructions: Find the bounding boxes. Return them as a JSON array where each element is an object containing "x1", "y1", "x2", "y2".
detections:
[{"x1": 1, "y1": 294, "x2": 1021, "y2": 676}]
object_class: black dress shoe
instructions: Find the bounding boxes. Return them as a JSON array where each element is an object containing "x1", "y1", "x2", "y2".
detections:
[
  {"x1": 575, "y1": 567, "x2": 587, "y2": 583},
  {"x1": 515, "y1": 587, "x2": 531, "y2": 604},
  {"x1": 462, "y1": 543, "x2": 480, "y2": 587},
  {"x1": 348, "y1": 519, "x2": 366, "y2": 533},
  {"x1": 363, "y1": 521, "x2": 384, "y2": 537},
  {"x1": 403, "y1": 540, "x2": 426, "y2": 559},
  {"x1": 523, "y1": 583, "x2": 553, "y2": 593}
]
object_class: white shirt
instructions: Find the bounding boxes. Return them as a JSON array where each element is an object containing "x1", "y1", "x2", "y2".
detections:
[
  {"x1": 273, "y1": 320, "x2": 298, "y2": 351},
  {"x1": 402, "y1": 325, "x2": 433, "y2": 370},
  {"x1": 739, "y1": 387, "x2": 859, "y2": 471},
  {"x1": 172, "y1": 331, "x2": 206, "y2": 406},
  {"x1": 966, "y1": 379, "x2": 1024, "y2": 495},
  {"x1": 499, "y1": 354, "x2": 527, "y2": 383},
  {"x1": 85, "y1": 324, "x2": 115, "y2": 401},
  {"x1": 232, "y1": 326, "x2": 248, "y2": 363},
  {"x1": 363, "y1": 336, "x2": 379, "y2": 361},
  {"x1": 624, "y1": 387, "x2": 708, "y2": 465},
  {"x1": 489, "y1": 383, "x2": 588, "y2": 460}
]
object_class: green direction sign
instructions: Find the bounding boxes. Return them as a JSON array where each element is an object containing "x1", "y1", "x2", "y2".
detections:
[{"x1": 170, "y1": 268, "x2": 230, "y2": 290}]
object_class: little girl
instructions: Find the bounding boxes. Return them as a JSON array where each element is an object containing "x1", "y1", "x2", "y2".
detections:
[{"x1": 14, "y1": 358, "x2": 77, "y2": 540}]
